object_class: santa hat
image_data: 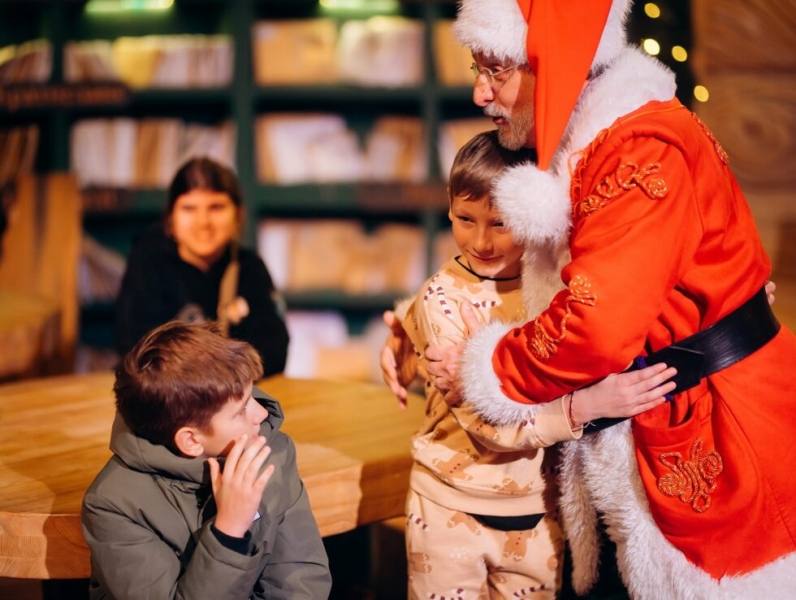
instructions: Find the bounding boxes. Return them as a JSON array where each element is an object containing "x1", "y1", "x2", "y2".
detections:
[{"x1": 453, "y1": 0, "x2": 633, "y2": 170}]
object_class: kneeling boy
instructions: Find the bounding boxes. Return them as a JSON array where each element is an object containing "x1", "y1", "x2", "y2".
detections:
[{"x1": 81, "y1": 320, "x2": 331, "y2": 599}]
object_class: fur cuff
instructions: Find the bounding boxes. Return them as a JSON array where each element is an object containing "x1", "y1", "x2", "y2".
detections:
[
  {"x1": 459, "y1": 320, "x2": 543, "y2": 425},
  {"x1": 493, "y1": 162, "x2": 571, "y2": 245}
]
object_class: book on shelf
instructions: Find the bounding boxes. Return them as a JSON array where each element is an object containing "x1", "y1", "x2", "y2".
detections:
[
  {"x1": 71, "y1": 118, "x2": 235, "y2": 189},
  {"x1": 0, "y1": 39, "x2": 52, "y2": 84},
  {"x1": 65, "y1": 35, "x2": 232, "y2": 88},
  {"x1": 252, "y1": 19, "x2": 338, "y2": 86},
  {"x1": 0, "y1": 125, "x2": 39, "y2": 187},
  {"x1": 257, "y1": 219, "x2": 426, "y2": 295}
]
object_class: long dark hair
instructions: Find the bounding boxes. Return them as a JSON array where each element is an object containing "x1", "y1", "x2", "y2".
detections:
[{"x1": 166, "y1": 157, "x2": 242, "y2": 215}]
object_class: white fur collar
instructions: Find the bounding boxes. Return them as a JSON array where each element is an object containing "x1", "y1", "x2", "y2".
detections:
[{"x1": 552, "y1": 46, "x2": 678, "y2": 177}]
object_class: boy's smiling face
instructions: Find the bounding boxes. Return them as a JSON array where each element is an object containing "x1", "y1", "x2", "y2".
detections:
[
  {"x1": 194, "y1": 384, "x2": 268, "y2": 458},
  {"x1": 449, "y1": 194, "x2": 524, "y2": 279}
]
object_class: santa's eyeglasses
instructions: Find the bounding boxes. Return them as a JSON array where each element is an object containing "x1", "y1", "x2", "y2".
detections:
[{"x1": 470, "y1": 62, "x2": 521, "y2": 89}]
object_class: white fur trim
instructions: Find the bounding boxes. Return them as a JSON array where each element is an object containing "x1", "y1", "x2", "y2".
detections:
[
  {"x1": 453, "y1": 0, "x2": 632, "y2": 71},
  {"x1": 560, "y1": 47, "x2": 677, "y2": 171},
  {"x1": 592, "y1": 0, "x2": 633, "y2": 70},
  {"x1": 521, "y1": 243, "x2": 568, "y2": 319},
  {"x1": 452, "y1": 0, "x2": 528, "y2": 64},
  {"x1": 493, "y1": 162, "x2": 571, "y2": 245},
  {"x1": 570, "y1": 423, "x2": 796, "y2": 599},
  {"x1": 459, "y1": 320, "x2": 545, "y2": 425},
  {"x1": 558, "y1": 440, "x2": 601, "y2": 594}
]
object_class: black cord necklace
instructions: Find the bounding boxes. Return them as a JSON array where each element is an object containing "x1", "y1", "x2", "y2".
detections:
[{"x1": 454, "y1": 255, "x2": 521, "y2": 282}]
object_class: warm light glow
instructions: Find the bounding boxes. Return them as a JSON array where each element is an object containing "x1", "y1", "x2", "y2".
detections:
[
  {"x1": 671, "y1": 46, "x2": 688, "y2": 62},
  {"x1": 319, "y1": 0, "x2": 400, "y2": 12},
  {"x1": 85, "y1": 0, "x2": 174, "y2": 12},
  {"x1": 642, "y1": 39, "x2": 661, "y2": 56},
  {"x1": 694, "y1": 85, "x2": 710, "y2": 103},
  {"x1": 644, "y1": 3, "x2": 661, "y2": 18}
]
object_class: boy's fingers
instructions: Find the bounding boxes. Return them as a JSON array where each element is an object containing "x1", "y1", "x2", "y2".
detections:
[
  {"x1": 223, "y1": 434, "x2": 249, "y2": 474},
  {"x1": 460, "y1": 303, "x2": 481, "y2": 336},
  {"x1": 237, "y1": 436, "x2": 268, "y2": 473},
  {"x1": 208, "y1": 457, "x2": 220, "y2": 486}
]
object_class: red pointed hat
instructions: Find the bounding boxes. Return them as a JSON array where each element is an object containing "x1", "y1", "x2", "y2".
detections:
[{"x1": 453, "y1": 0, "x2": 632, "y2": 170}]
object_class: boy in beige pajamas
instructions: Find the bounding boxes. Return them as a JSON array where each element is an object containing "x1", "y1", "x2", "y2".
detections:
[{"x1": 398, "y1": 130, "x2": 676, "y2": 599}]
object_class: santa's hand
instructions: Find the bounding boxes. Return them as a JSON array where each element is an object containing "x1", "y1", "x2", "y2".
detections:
[{"x1": 570, "y1": 363, "x2": 677, "y2": 426}]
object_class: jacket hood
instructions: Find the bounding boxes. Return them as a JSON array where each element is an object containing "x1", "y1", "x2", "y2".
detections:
[{"x1": 110, "y1": 386, "x2": 284, "y2": 485}]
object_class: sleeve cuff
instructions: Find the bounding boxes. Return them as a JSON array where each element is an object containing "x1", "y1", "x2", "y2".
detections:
[{"x1": 211, "y1": 523, "x2": 253, "y2": 555}]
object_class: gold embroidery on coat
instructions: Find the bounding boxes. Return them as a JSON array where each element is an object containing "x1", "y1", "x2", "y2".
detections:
[
  {"x1": 529, "y1": 276, "x2": 596, "y2": 359},
  {"x1": 656, "y1": 438, "x2": 724, "y2": 513},
  {"x1": 576, "y1": 162, "x2": 669, "y2": 218},
  {"x1": 691, "y1": 112, "x2": 729, "y2": 165}
]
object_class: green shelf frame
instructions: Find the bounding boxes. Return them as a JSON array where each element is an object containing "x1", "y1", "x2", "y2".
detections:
[{"x1": 0, "y1": 0, "x2": 470, "y2": 348}]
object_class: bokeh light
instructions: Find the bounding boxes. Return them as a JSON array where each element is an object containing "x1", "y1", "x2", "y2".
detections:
[
  {"x1": 642, "y1": 39, "x2": 661, "y2": 56},
  {"x1": 693, "y1": 85, "x2": 710, "y2": 103}
]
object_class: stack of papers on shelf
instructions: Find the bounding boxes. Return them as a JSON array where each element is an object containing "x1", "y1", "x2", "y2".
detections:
[
  {"x1": 438, "y1": 117, "x2": 496, "y2": 180},
  {"x1": 71, "y1": 118, "x2": 136, "y2": 188},
  {"x1": 257, "y1": 219, "x2": 426, "y2": 294},
  {"x1": 77, "y1": 234, "x2": 126, "y2": 305},
  {"x1": 149, "y1": 35, "x2": 233, "y2": 88},
  {"x1": 64, "y1": 40, "x2": 117, "y2": 82},
  {"x1": 255, "y1": 113, "x2": 364, "y2": 184},
  {"x1": 337, "y1": 17, "x2": 424, "y2": 88},
  {"x1": 0, "y1": 125, "x2": 39, "y2": 188},
  {"x1": 258, "y1": 219, "x2": 367, "y2": 291},
  {"x1": 180, "y1": 121, "x2": 236, "y2": 171},
  {"x1": 349, "y1": 223, "x2": 426, "y2": 293},
  {"x1": 105, "y1": 35, "x2": 232, "y2": 88},
  {"x1": 70, "y1": 118, "x2": 235, "y2": 188},
  {"x1": 364, "y1": 116, "x2": 428, "y2": 183},
  {"x1": 433, "y1": 20, "x2": 474, "y2": 87},
  {"x1": 133, "y1": 119, "x2": 184, "y2": 188},
  {"x1": 252, "y1": 19, "x2": 338, "y2": 85},
  {"x1": 0, "y1": 39, "x2": 52, "y2": 84}
]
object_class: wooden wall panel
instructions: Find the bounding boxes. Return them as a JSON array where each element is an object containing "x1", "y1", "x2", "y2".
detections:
[
  {"x1": 691, "y1": 0, "x2": 796, "y2": 275},
  {"x1": 691, "y1": 0, "x2": 796, "y2": 73},
  {"x1": 694, "y1": 73, "x2": 796, "y2": 189}
]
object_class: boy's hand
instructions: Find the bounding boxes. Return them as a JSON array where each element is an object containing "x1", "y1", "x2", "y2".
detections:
[
  {"x1": 380, "y1": 310, "x2": 417, "y2": 408},
  {"x1": 426, "y1": 302, "x2": 482, "y2": 403},
  {"x1": 766, "y1": 280, "x2": 776, "y2": 305},
  {"x1": 208, "y1": 435, "x2": 275, "y2": 539}
]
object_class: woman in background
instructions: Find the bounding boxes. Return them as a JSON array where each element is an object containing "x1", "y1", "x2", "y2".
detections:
[{"x1": 116, "y1": 157, "x2": 289, "y2": 376}]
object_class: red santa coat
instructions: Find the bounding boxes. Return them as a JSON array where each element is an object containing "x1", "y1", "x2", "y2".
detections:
[{"x1": 460, "y1": 48, "x2": 796, "y2": 596}]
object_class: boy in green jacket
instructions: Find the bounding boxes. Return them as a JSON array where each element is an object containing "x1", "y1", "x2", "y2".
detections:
[{"x1": 81, "y1": 320, "x2": 331, "y2": 599}]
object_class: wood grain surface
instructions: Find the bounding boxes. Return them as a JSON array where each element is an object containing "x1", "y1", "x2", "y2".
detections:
[{"x1": 0, "y1": 373, "x2": 425, "y2": 579}]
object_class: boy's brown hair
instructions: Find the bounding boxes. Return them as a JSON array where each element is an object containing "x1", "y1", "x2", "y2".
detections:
[
  {"x1": 448, "y1": 130, "x2": 537, "y2": 204},
  {"x1": 114, "y1": 320, "x2": 264, "y2": 452}
]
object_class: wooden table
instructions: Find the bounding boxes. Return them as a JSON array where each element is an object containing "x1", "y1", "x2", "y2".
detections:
[{"x1": 0, "y1": 372, "x2": 425, "y2": 580}]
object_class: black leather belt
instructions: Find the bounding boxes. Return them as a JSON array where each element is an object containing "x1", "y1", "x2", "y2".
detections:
[{"x1": 586, "y1": 285, "x2": 780, "y2": 433}]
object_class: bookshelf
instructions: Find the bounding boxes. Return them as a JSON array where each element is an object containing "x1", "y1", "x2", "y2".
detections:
[{"x1": 0, "y1": 0, "x2": 484, "y2": 356}]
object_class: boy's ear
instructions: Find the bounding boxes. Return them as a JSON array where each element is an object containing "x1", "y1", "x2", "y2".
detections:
[{"x1": 173, "y1": 426, "x2": 204, "y2": 458}]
